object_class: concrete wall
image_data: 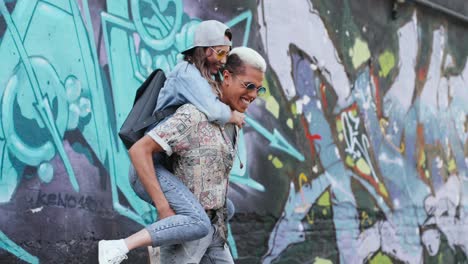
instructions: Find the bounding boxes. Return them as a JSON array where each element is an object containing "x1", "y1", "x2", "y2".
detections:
[{"x1": 0, "y1": 0, "x2": 467, "y2": 263}]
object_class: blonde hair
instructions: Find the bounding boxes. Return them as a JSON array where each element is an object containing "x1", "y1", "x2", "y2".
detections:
[{"x1": 228, "y1": 47, "x2": 266, "y2": 73}]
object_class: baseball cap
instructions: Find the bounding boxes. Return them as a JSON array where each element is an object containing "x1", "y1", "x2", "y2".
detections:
[{"x1": 181, "y1": 20, "x2": 232, "y2": 54}]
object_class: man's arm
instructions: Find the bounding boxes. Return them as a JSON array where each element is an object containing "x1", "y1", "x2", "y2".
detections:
[{"x1": 128, "y1": 135, "x2": 175, "y2": 219}]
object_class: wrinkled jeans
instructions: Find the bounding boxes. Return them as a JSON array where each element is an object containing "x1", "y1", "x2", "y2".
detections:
[
  {"x1": 160, "y1": 224, "x2": 234, "y2": 264},
  {"x1": 129, "y1": 154, "x2": 234, "y2": 247}
]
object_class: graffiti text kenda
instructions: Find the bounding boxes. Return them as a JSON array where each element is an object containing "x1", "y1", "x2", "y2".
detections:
[{"x1": 28, "y1": 191, "x2": 101, "y2": 212}]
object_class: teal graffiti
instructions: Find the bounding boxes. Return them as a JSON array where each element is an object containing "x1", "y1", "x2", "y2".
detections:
[
  {"x1": 226, "y1": 10, "x2": 252, "y2": 47},
  {"x1": 0, "y1": 0, "x2": 269, "y2": 261},
  {"x1": 0, "y1": 0, "x2": 78, "y2": 192},
  {"x1": 245, "y1": 116, "x2": 305, "y2": 162},
  {"x1": 131, "y1": 0, "x2": 183, "y2": 51},
  {"x1": 76, "y1": 0, "x2": 150, "y2": 225},
  {"x1": 230, "y1": 131, "x2": 265, "y2": 192},
  {"x1": 0, "y1": 0, "x2": 151, "y2": 262},
  {"x1": 0, "y1": 231, "x2": 38, "y2": 264}
]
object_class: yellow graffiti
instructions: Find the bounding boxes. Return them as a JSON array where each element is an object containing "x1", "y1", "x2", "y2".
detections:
[
  {"x1": 317, "y1": 191, "x2": 331, "y2": 207},
  {"x1": 265, "y1": 96, "x2": 280, "y2": 118},
  {"x1": 349, "y1": 37, "x2": 371, "y2": 69},
  {"x1": 378, "y1": 182, "x2": 388, "y2": 198},
  {"x1": 287, "y1": 118, "x2": 294, "y2": 129},
  {"x1": 418, "y1": 149, "x2": 426, "y2": 167},
  {"x1": 369, "y1": 252, "x2": 393, "y2": 264},
  {"x1": 345, "y1": 155, "x2": 355, "y2": 167},
  {"x1": 338, "y1": 132, "x2": 344, "y2": 142},
  {"x1": 259, "y1": 67, "x2": 279, "y2": 118},
  {"x1": 361, "y1": 211, "x2": 372, "y2": 226},
  {"x1": 298, "y1": 173, "x2": 314, "y2": 224},
  {"x1": 400, "y1": 142, "x2": 405, "y2": 153},
  {"x1": 448, "y1": 158, "x2": 457, "y2": 173},
  {"x1": 314, "y1": 257, "x2": 333, "y2": 264},
  {"x1": 272, "y1": 157, "x2": 283, "y2": 168},
  {"x1": 307, "y1": 210, "x2": 315, "y2": 224},
  {"x1": 262, "y1": 78, "x2": 271, "y2": 97},
  {"x1": 291, "y1": 103, "x2": 297, "y2": 116},
  {"x1": 336, "y1": 119, "x2": 343, "y2": 132},
  {"x1": 299, "y1": 173, "x2": 308, "y2": 188},
  {"x1": 378, "y1": 50, "x2": 395, "y2": 78},
  {"x1": 379, "y1": 118, "x2": 388, "y2": 133},
  {"x1": 356, "y1": 158, "x2": 371, "y2": 175}
]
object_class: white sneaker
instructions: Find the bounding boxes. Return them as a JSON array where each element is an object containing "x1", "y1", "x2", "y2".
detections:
[{"x1": 98, "y1": 240, "x2": 129, "y2": 264}]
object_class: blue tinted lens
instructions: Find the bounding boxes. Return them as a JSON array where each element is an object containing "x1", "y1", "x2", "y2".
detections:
[
  {"x1": 243, "y1": 81, "x2": 265, "y2": 94},
  {"x1": 257, "y1": 86, "x2": 266, "y2": 95}
]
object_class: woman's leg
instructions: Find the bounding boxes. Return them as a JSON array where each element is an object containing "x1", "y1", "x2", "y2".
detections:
[
  {"x1": 128, "y1": 154, "x2": 211, "y2": 247},
  {"x1": 99, "y1": 154, "x2": 211, "y2": 263}
]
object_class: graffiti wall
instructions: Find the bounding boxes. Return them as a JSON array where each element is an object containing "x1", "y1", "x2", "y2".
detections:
[{"x1": 0, "y1": 0, "x2": 467, "y2": 263}]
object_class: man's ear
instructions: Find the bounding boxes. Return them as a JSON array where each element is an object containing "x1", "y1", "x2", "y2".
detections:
[{"x1": 222, "y1": 69, "x2": 230, "y2": 82}]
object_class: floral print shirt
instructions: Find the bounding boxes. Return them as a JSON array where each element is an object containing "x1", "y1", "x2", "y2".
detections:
[{"x1": 148, "y1": 104, "x2": 237, "y2": 239}]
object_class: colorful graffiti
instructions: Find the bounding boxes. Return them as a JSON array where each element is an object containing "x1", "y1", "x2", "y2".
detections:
[
  {"x1": 257, "y1": 0, "x2": 468, "y2": 263},
  {"x1": 0, "y1": 0, "x2": 467, "y2": 263}
]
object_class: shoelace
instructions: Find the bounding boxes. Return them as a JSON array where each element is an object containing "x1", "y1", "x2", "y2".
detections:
[{"x1": 109, "y1": 254, "x2": 127, "y2": 264}]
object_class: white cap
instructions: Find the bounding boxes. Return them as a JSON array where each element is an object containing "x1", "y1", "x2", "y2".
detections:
[{"x1": 181, "y1": 20, "x2": 232, "y2": 54}]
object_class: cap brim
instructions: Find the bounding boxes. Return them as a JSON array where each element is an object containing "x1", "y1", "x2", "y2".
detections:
[{"x1": 181, "y1": 46, "x2": 195, "y2": 54}]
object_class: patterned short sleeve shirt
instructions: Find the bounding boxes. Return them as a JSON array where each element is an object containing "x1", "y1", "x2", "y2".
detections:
[{"x1": 148, "y1": 104, "x2": 236, "y2": 210}]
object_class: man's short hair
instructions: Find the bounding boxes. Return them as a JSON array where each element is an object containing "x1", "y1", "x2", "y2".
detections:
[{"x1": 228, "y1": 47, "x2": 266, "y2": 74}]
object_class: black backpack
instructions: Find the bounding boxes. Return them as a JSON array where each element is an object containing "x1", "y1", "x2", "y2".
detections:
[{"x1": 118, "y1": 69, "x2": 179, "y2": 150}]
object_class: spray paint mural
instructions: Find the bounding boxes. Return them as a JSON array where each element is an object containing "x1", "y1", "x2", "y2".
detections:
[{"x1": 0, "y1": 0, "x2": 467, "y2": 263}]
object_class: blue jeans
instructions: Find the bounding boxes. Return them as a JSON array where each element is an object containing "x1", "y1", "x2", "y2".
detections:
[
  {"x1": 129, "y1": 154, "x2": 234, "y2": 247},
  {"x1": 160, "y1": 224, "x2": 234, "y2": 264}
]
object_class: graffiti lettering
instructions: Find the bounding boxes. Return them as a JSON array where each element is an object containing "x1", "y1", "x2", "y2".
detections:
[{"x1": 30, "y1": 191, "x2": 100, "y2": 213}]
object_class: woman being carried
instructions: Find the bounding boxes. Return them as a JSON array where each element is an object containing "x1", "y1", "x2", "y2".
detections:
[{"x1": 98, "y1": 20, "x2": 243, "y2": 264}]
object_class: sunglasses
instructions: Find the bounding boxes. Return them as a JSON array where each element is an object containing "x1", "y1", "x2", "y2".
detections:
[
  {"x1": 209, "y1": 47, "x2": 229, "y2": 60},
  {"x1": 232, "y1": 74, "x2": 266, "y2": 95}
]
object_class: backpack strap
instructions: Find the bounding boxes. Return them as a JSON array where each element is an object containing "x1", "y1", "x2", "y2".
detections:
[{"x1": 133, "y1": 105, "x2": 180, "y2": 132}]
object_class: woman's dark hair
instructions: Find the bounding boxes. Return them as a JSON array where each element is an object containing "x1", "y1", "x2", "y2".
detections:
[
  {"x1": 183, "y1": 47, "x2": 220, "y2": 93},
  {"x1": 225, "y1": 28, "x2": 232, "y2": 42}
]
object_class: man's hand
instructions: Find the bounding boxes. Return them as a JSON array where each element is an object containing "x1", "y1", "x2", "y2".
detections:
[
  {"x1": 156, "y1": 203, "x2": 176, "y2": 219},
  {"x1": 229, "y1": 111, "x2": 246, "y2": 128}
]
